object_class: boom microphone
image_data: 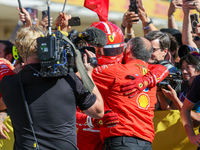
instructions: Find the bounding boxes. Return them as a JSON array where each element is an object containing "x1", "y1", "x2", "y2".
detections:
[{"x1": 76, "y1": 27, "x2": 108, "y2": 48}]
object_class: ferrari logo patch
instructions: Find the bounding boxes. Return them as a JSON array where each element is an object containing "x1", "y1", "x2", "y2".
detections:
[
  {"x1": 98, "y1": 120, "x2": 103, "y2": 125},
  {"x1": 136, "y1": 93, "x2": 150, "y2": 109},
  {"x1": 139, "y1": 83, "x2": 143, "y2": 88},
  {"x1": 142, "y1": 67, "x2": 147, "y2": 75},
  {"x1": 109, "y1": 35, "x2": 114, "y2": 42}
]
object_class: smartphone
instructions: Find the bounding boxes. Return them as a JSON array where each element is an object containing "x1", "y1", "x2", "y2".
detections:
[
  {"x1": 129, "y1": 0, "x2": 139, "y2": 22},
  {"x1": 42, "y1": 10, "x2": 48, "y2": 19},
  {"x1": 68, "y1": 17, "x2": 81, "y2": 26},
  {"x1": 190, "y1": 13, "x2": 199, "y2": 33},
  {"x1": 25, "y1": 7, "x2": 38, "y2": 25}
]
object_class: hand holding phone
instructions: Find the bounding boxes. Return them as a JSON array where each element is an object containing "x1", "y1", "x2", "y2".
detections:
[
  {"x1": 25, "y1": 8, "x2": 38, "y2": 26},
  {"x1": 129, "y1": 0, "x2": 139, "y2": 22},
  {"x1": 68, "y1": 17, "x2": 81, "y2": 26},
  {"x1": 190, "y1": 13, "x2": 199, "y2": 33}
]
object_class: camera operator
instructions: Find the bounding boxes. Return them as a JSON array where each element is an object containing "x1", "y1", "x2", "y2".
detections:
[{"x1": 0, "y1": 26, "x2": 104, "y2": 150}]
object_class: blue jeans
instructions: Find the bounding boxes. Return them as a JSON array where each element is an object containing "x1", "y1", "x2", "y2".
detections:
[{"x1": 103, "y1": 136, "x2": 152, "y2": 150}]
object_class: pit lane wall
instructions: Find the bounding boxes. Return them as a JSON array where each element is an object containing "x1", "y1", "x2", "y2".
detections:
[{"x1": 0, "y1": 110, "x2": 199, "y2": 150}]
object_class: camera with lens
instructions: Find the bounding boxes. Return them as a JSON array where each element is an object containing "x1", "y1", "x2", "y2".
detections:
[
  {"x1": 37, "y1": 25, "x2": 105, "y2": 77},
  {"x1": 156, "y1": 60, "x2": 183, "y2": 93},
  {"x1": 157, "y1": 71, "x2": 183, "y2": 93},
  {"x1": 37, "y1": 30, "x2": 76, "y2": 77}
]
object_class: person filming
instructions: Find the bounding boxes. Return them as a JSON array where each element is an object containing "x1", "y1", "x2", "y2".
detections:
[{"x1": 0, "y1": 26, "x2": 104, "y2": 150}]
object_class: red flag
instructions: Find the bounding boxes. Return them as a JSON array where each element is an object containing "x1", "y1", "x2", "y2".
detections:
[{"x1": 84, "y1": 0, "x2": 109, "y2": 21}]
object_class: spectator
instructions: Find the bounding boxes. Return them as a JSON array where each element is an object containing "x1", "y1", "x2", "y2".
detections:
[
  {"x1": 181, "y1": 73, "x2": 200, "y2": 148},
  {"x1": 160, "y1": 28, "x2": 183, "y2": 67},
  {"x1": 167, "y1": 0, "x2": 183, "y2": 29},
  {"x1": 161, "y1": 54, "x2": 200, "y2": 111}
]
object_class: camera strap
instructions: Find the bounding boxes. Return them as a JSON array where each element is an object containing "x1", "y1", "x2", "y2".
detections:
[{"x1": 62, "y1": 35, "x2": 95, "y2": 93}]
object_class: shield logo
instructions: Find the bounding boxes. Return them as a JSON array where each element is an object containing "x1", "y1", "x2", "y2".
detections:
[{"x1": 109, "y1": 35, "x2": 114, "y2": 42}]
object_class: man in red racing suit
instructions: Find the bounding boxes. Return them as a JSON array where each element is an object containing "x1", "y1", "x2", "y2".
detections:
[{"x1": 90, "y1": 37, "x2": 169, "y2": 150}]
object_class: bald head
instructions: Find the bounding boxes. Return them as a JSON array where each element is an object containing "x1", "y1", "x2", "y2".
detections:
[{"x1": 126, "y1": 37, "x2": 153, "y2": 62}]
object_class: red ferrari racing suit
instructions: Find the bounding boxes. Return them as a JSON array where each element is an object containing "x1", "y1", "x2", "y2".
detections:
[{"x1": 92, "y1": 59, "x2": 167, "y2": 143}]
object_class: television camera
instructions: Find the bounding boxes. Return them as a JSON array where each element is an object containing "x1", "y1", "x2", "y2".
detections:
[{"x1": 156, "y1": 60, "x2": 183, "y2": 93}]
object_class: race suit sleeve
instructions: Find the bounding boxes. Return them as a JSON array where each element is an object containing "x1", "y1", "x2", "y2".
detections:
[{"x1": 147, "y1": 64, "x2": 169, "y2": 87}]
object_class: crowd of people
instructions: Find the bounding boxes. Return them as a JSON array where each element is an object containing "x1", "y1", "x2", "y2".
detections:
[{"x1": 0, "y1": 0, "x2": 200, "y2": 150}]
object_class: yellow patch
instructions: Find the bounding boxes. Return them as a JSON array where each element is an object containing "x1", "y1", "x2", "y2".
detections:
[
  {"x1": 142, "y1": 67, "x2": 147, "y2": 75},
  {"x1": 98, "y1": 120, "x2": 103, "y2": 125},
  {"x1": 136, "y1": 93, "x2": 150, "y2": 109},
  {"x1": 109, "y1": 35, "x2": 114, "y2": 42},
  {"x1": 144, "y1": 81, "x2": 148, "y2": 86},
  {"x1": 139, "y1": 83, "x2": 143, "y2": 88}
]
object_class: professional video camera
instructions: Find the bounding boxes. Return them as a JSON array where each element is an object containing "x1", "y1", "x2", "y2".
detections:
[
  {"x1": 37, "y1": 30, "x2": 76, "y2": 77},
  {"x1": 157, "y1": 71, "x2": 183, "y2": 93},
  {"x1": 37, "y1": 27, "x2": 107, "y2": 77},
  {"x1": 156, "y1": 60, "x2": 183, "y2": 93}
]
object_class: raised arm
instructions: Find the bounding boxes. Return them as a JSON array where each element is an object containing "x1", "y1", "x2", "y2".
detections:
[
  {"x1": 168, "y1": 0, "x2": 182, "y2": 29},
  {"x1": 182, "y1": 1, "x2": 198, "y2": 48}
]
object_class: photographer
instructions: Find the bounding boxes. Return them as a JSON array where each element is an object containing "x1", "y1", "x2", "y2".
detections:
[
  {"x1": 0, "y1": 26, "x2": 104, "y2": 150},
  {"x1": 161, "y1": 54, "x2": 200, "y2": 111}
]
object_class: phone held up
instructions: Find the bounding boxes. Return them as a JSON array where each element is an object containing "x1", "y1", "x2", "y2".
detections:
[
  {"x1": 68, "y1": 17, "x2": 81, "y2": 26},
  {"x1": 190, "y1": 13, "x2": 199, "y2": 33},
  {"x1": 25, "y1": 7, "x2": 38, "y2": 26},
  {"x1": 129, "y1": 0, "x2": 139, "y2": 22}
]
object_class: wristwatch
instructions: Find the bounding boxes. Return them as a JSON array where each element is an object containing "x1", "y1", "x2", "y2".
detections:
[{"x1": 147, "y1": 18, "x2": 153, "y2": 25}]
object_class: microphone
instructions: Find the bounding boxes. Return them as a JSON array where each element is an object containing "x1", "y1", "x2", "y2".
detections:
[{"x1": 77, "y1": 27, "x2": 108, "y2": 48}]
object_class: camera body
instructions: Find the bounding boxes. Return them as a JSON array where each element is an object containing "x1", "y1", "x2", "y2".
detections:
[
  {"x1": 37, "y1": 31, "x2": 75, "y2": 77},
  {"x1": 157, "y1": 72, "x2": 183, "y2": 93},
  {"x1": 156, "y1": 60, "x2": 183, "y2": 93}
]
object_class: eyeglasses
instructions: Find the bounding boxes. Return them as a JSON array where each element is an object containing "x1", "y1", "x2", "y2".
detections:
[{"x1": 153, "y1": 47, "x2": 161, "y2": 52}]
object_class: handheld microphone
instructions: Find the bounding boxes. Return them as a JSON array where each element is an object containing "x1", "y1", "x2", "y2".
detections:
[{"x1": 77, "y1": 27, "x2": 107, "y2": 48}]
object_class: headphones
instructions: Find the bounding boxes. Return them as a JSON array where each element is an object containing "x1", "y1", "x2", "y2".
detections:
[{"x1": 12, "y1": 46, "x2": 24, "y2": 63}]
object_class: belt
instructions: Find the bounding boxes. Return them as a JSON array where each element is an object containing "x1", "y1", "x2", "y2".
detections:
[{"x1": 104, "y1": 136, "x2": 151, "y2": 145}]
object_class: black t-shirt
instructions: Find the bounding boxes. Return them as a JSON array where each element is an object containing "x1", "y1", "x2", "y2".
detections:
[
  {"x1": 0, "y1": 64, "x2": 96, "y2": 150},
  {"x1": 187, "y1": 74, "x2": 200, "y2": 103}
]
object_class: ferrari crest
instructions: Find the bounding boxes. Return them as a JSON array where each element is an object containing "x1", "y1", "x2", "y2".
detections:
[{"x1": 109, "y1": 35, "x2": 114, "y2": 42}]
